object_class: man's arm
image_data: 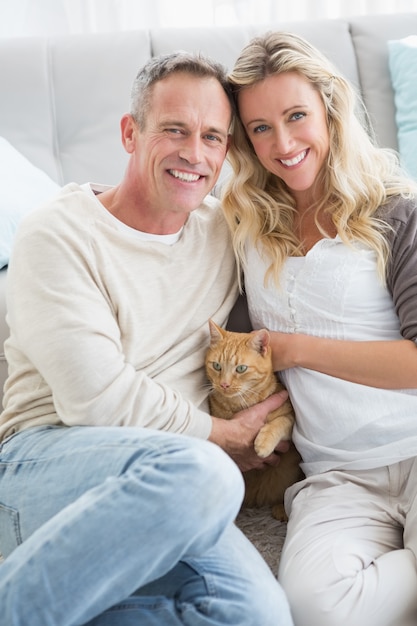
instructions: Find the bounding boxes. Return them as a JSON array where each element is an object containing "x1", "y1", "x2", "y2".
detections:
[{"x1": 6, "y1": 201, "x2": 212, "y2": 437}]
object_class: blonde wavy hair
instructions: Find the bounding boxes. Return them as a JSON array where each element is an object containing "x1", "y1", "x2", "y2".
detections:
[{"x1": 221, "y1": 31, "x2": 416, "y2": 287}]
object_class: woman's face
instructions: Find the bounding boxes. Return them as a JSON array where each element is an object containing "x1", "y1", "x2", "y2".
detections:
[{"x1": 237, "y1": 71, "x2": 330, "y2": 209}]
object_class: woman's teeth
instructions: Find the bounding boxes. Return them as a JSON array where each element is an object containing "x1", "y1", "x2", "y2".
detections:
[{"x1": 280, "y1": 150, "x2": 307, "y2": 167}]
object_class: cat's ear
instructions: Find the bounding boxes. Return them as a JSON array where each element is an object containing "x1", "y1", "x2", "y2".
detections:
[
  {"x1": 208, "y1": 319, "x2": 225, "y2": 345},
  {"x1": 248, "y1": 329, "x2": 270, "y2": 356}
]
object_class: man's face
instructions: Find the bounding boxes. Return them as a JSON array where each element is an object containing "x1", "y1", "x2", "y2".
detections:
[{"x1": 127, "y1": 73, "x2": 231, "y2": 226}]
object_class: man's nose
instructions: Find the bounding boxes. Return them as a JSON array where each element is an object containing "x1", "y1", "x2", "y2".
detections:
[{"x1": 178, "y1": 135, "x2": 202, "y2": 163}]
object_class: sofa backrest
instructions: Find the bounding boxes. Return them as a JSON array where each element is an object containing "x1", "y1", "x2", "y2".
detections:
[
  {"x1": 350, "y1": 13, "x2": 417, "y2": 149},
  {"x1": 1, "y1": 12, "x2": 416, "y2": 190}
]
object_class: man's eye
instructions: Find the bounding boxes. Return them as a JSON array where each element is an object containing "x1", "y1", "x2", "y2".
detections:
[{"x1": 205, "y1": 134, "x2": 221, "y2": 142}]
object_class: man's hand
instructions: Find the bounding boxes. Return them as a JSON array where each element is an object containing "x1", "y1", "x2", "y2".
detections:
[{"x1": 208, "y1": 391, "x2": 290, "y2": 471}]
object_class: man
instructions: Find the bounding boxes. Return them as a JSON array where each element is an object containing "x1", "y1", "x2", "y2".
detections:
[{"x1": 0, "y1": 52, "x2": 293, "y2": 625}]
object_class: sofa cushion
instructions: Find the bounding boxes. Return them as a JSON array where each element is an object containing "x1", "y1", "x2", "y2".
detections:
[
  {"x1": 151, "y1": 19, "x2": 360, "y2": 87},
  {"x1": 388, "y1": 36, "x2": 417, "y2": 180},
  {"x1": 350, "y1": 12, "x2": 417, "y2": 151},
  {"x1": 0, "y1": 137, "x2": 61, "y2": 269}
]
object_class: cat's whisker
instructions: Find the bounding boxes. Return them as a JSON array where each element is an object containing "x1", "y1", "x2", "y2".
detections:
[
  {"x1": 239, "y1": 388, "x2": 260, "y2": 406},
  {"x1": 236, "y1": 391, "x2": 251, "y2": 409},
  {"x1": 201, "y1": 381, "x2": 214, "y2": 393}
]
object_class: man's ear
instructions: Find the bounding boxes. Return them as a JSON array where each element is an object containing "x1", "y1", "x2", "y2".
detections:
[{"x1": 121, "y1": 114, "x2": 138, "y2": 154}]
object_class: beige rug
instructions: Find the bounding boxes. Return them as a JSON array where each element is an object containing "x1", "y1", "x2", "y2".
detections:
[{"x1": 235, "y1": 506, "x2": 287, "y2": 576}]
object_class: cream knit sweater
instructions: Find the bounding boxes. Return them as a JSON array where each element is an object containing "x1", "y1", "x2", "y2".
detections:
[{"x1": 0, "y1": 184, "x2": 238, "y2": 442}]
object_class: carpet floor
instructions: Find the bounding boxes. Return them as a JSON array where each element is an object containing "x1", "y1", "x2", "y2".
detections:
[{"x1": 235, "y1": 506, "x2": 287, "y2": 576}]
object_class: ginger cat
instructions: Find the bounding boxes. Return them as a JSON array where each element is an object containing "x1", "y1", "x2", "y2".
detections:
[{"x1": 206, "y1": 319, "x2": 303, "y2": 521}]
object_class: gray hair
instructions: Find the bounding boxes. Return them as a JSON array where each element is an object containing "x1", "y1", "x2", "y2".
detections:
[{"x1": 130, "y1": 51, "x2": 234, "y2": 127}]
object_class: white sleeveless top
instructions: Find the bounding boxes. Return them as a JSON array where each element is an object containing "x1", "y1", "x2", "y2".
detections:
[{"x1": 245, "y1": 236, "x2": 417, "y2": 476}]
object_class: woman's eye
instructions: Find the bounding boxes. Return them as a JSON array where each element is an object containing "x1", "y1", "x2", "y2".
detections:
[
  {"x1": 290, "y1": 111, "x2": 306, "y2": 121},
  {"x1": 253, "y1": 124, "x2": 269, "y2": 134},
  {"x1": 236, "y1": 365, "x2": 248, "y2": 373},
  {"x1": 212, "y1": 362, "x2": 222, "y2": 371}
]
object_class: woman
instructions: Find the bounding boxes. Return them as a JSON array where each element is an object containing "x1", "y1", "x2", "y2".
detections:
[{"x1": 222, "y1": 31, "x2": 417, "y2": 626}]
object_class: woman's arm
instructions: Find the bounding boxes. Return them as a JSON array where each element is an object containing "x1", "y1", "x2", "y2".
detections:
[
  {"x1": 270, "y1": 199, "x2": 417, "y2": 390},
  {"x1": 270, "y1": 332, "x2": 417, "y2": 389}
]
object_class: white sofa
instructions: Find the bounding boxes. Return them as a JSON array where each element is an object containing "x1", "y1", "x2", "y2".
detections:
[{"x1": 1, "y1": 11, "x2": 417, "y2": 408}]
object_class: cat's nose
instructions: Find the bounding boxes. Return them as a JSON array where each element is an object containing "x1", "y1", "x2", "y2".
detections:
[{"x1": 220, "y1": 382, "x2": 230, "y2": 389}]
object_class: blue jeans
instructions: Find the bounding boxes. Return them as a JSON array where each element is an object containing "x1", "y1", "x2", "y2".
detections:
[{"x1": 0, "y1": 425, "x2": 293, "y2": 625}]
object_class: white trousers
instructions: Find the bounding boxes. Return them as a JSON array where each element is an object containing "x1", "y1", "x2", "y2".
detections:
[{"x1": 279, "y1": 457, "x2": 417, "y2": 626}]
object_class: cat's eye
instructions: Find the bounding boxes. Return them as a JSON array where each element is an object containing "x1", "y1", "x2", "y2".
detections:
[
  {"x1": 212, "y1": 362, "x2": 222, "y2": 371},
  {"x1": 236, "y1": 365, "x2": 248, "y2": 373}
]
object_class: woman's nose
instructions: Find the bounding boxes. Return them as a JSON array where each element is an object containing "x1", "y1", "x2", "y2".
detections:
[{"x1": 273, "y1": 127, "x2": 294, "y2": 154}]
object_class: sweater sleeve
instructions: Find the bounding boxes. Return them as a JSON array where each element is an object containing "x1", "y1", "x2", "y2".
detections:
[
  {"x1": 5, "y1": 194, "x2": 213, "y2": 439},
  {"x1": 383, "y1": 197, "x2": 417, "y2": 343}
]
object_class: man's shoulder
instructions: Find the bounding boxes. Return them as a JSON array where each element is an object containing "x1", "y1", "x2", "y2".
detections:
[
  {"x1": 18, "y1": 183, "x2": 97, "y2": 232},
  {"x1": 194, "y1": 194, "x2": 225, "y2": 223},
  {"x1": 199, "y1": 193, "x2": 222, "y2": 211},
  {"x1": 12, "y1": 182, "x2": 102, "y2": 260},
  {"x1": 184, "y1": 195, "x2": 232, "y2": 252}
]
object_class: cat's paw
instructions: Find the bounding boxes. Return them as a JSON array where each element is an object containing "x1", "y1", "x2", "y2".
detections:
[
  {"x1": 254, "y1": 429, "x2": 277, "y2": 458},
  {"x1": 271, "y1": 502, "x2": 288, "y2": 522}
]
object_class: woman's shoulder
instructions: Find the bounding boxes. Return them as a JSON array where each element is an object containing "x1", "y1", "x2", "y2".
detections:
[
  {"x1": 376, "y1": 194, "x2": 417, "y2": 229},
  {"x1": 376, "y1": 196, "x2": 417, "y2": 267}
]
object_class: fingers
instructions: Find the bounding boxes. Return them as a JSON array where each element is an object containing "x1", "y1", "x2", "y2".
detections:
[
  {"x1": 257, "y1": 390, "x2": 288, "y2": 417},
  {"x1": 241, "y1": 455, "x2": 278, "y2": 472},
  {"x1": 275, "y1": 439, "x2": 290, "y2": 454},
  {"x1": 209, "y1": 393, "x2": 292, "y2": 471},
  {"x1": 248, "y1": 441, "x2": 291, "y2": 470},
  {"x1": 262, "y1": 452, "x2": 282, "y2": 467},
  {"x1": 258, "y1": 438, "x2": 290, "y2": 466},
  {"x1": 231, "y1": 441, "x2": 290, "y2": 471},
  {"x1": 241, "y1": 449, "x2": 283, "y2": 471}
]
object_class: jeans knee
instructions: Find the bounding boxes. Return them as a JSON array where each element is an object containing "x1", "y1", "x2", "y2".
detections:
[
  {"x1": 182, "y1": 440, "x2": 244, "y2": 512},
  {"x1": 126, "y1": 435, "x2": 244, "y2": 521}
]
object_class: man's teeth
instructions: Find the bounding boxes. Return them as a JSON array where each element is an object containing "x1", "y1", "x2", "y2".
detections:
[
  {"x1": 170, "y1": 170, "x2": 200, "y2": 182},
  {"x1": 280, "y1": 150, "x2": 307, "y2": 167}
]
